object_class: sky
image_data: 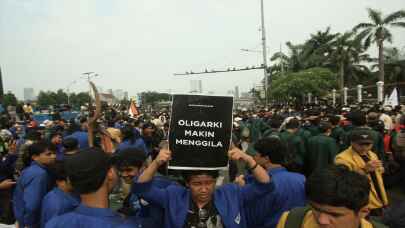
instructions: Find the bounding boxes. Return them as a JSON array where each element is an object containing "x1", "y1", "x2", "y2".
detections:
[{"x1": 0, "y1": 0, "x2": 404, "y2": 99}]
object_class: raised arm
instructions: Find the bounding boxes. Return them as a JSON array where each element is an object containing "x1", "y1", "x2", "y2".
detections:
[
  {"x1": 228, "y1": 147, "x2": 270, "y2": 183},
  {"x1": 137, "y1": 149, "x2": 171, "y2": 183}
]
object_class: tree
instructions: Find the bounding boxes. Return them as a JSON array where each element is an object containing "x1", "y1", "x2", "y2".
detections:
[
  {"x1": 3, "y1": 92, "x2": 18, "y2": 107},
  {"x1": 354, "y1": 8, "x2": 405, "y2": 82},
  {"x1": 69, "y1": 92, "x2": 91, "y2": 109},
  {"x1": 37, "y1": 91, "x2": 57, "y2": 107},
  {"x1": 269, "y1": 68, "x2": 337, "y2": 103},
  {"x1": 301, "y1": 27, "x2": 340, "y2": 69},
  {"x1": 140, "y1": 91, "x2": 171, "y2": 106},
  {"x1": 329, "y1": 32, "x2": 369, "y2": 91}
]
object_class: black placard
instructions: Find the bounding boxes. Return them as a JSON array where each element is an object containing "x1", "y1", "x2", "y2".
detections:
[{"x1": 168, "y1": 94, "x2": 233, "y2": 170}]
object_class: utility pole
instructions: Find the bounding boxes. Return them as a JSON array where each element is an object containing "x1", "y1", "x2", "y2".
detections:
[
  {"x1": 82, "y1": 72, "x2": 98, "y2": 116},
  {"x1": 0, "y1": 66, "x2": 4, "y2": 104},
  {"x1": 260, "y1": 0, "x2": 269, "y2": 108}
]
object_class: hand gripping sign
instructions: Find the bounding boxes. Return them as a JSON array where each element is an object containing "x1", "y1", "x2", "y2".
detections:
[{"x1": 168, "y1": 94, "x2": 233, "y2": 170}]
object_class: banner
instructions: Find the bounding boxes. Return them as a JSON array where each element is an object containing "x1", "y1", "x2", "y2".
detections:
[{"x1": 168, "y1": 94, "x2": 233, "y2": 170}]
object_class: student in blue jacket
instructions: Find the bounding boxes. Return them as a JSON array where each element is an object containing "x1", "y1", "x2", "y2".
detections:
[
  {"x1": 133, "y1": 146, "x2": 274, "y2": 228},
  {"x1": 13, "y1": 141, "x2": 56, "y2": 228},
  {"x1": 113, "y1": 147, "x2": 175, "y2": 228},
  {"x1": 45, "y1": 148, "x2": 125, "y2": 228},
  {"x1": 237, "y1": 137, "x2": 306, "y2": 228},
  {"x1": 40, "y1": 161, "x2": 80, "y2": 227}
]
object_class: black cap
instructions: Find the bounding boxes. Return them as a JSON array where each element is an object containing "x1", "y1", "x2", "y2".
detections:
[
  {"x1": 112, "y1": 147, "x2": 147, "y2": 169},
  {"x1": 64, "y1": 148, "x2": 111, "y2": 194},
  {"x1": 351, "y1": 130, "x2": 373, "y2": 144}
]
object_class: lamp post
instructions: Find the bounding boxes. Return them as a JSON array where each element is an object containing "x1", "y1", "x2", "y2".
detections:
[{"x1": 260, "y1": 0, "x2": 269, "y2": 108}]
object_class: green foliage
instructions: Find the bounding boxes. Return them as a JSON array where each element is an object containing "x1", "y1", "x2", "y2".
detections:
[
  {"x1": 37, "y1": 90, "x2": 90, "y2": 109},
  {"x1": 269, "y1": 68, "x2": 337, "y2": 101},
  {"x1": 139, "y1": 91, "x2": 171, "y2": 106},
  {"x1": 3, "y1": 92, "x2": 18, "y2": 107}
]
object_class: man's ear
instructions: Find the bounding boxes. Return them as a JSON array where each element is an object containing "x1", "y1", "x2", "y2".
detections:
[
  {"x1": 31, "y1": 154, "x2": 38, "y2": 161},
  {"x1": 358, "y1": 206, "x2": 370, "y2": 219}
]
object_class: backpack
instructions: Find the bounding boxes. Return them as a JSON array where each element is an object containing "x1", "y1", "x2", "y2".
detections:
[{"x1": 284, "y1": 206, "x2": 388, "y2": 228}]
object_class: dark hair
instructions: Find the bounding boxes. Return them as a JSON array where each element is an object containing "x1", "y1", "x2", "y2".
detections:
[
  {"x1": 182, "y1": 170, "x2": 219, "y2": 183},
  {"x1": 286, "y1": 118, "x2": 300, "y2": 129},
  {"x1": 28, "y1": 141, "x2": 50, "y2": 158},
  {"x1": 328, "y1": 115, "x2": 340, "y2": 126},
  {"x1": 51, "y1": 160, "x2": 68, "y2": 181},
  {"x1": 23, "y1": 141, "x2": 50, "y2": 168},
  {"x1": 65, "y1": 148, "x2": 111, "y2": 194},
  {"x1": 120, "y1": 126, "x2": 137, "y2": 144},
  {"x1": 254, "y1": 137, "x2": 286, "y2": 164},
  {"x1": 347, "y1": 111, "x2": 366, "y2": 126},
  {"x1": 63, "y1": 137, "x2": 79, "y2": 151},
  {"x1": 269, "y1": 115, "x2": 283, "y2": 129},
  {"x1": 318, "y1": 121, "x2": 332, "y2": 133},
  {"x1": 25, "y1": 131, "x2": 42, "y2": 141},
  {"x1": 49, "y1": 131, "x2": 62, "y2": 140},
  {"x1": 306, "y1": 165, "x2": 370, "y2": 213},
  {"x1": 113, "y1": 148, "x2": 147, "y2": 169}
]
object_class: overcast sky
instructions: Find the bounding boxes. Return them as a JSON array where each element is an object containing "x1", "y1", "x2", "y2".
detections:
[{"x1": 1, "y1": 0, "x2": 404, "y2": 99}]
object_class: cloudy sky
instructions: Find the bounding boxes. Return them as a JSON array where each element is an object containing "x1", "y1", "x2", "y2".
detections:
[{"x1": 1, "y1": 0, "x2": 404, "y2": 99}]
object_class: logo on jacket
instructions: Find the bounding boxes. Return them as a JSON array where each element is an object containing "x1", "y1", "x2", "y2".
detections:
[{"x1": 234, "y1": 213, "x2": 241, "y2": 224}]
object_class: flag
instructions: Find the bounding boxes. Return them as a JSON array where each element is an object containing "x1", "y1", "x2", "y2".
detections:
[
  {"x1": 128, "y1": 99, "x2": 139, "y2": 118},
  {"x1": 384, "y1": 88, "x2": 399, "y2": 107}
]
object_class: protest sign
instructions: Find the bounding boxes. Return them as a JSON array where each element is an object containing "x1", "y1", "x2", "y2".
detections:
[{"x1": 168, "y1": 94, "x2": 233, "y2": 170}]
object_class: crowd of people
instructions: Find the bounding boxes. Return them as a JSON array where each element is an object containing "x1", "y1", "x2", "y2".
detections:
[{"x1": 0, "y1": 101, "x2": 405, "y2": 228}]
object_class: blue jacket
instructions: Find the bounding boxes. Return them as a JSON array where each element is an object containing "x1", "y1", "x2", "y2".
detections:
[
  {"x1": 65, "y1": 131, "x2": 89, "y2": 149},
  {"x1": 245, "y1": 167, "x2": 306, "y2": 228},
  {"x1": 127, "y1": 176, "x2": 174, "y2": 228},
  {"x1": 116, "y1": 138, "x2": 148, "y2": 155},
  {"x1": 133, "y1": 178, "x2": 274, "y2": 228},
  {"x1": 45, "y1": 204, "x2": 124, "y2": 228},
  {"x1": 13, "y1": 161, "x2": 54, "y2": 228},
  {"x1": 55, "y1": 144, "x2": 64, "y2": 161},
  {"x1": 40, "y1": 187, "x2": 80, "y2": 228},
  {"x1": 0, "y1": 153, "x2": 17, "y2": 181}
]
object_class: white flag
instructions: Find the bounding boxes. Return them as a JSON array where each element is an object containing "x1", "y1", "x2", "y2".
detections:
[{"x1": 387, "y1": 88, "x2": 399, "y2": 107}]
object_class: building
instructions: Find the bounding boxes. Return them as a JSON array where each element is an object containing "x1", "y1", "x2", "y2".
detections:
[
  {"x1": 190, "y1": 80, "x2": 203, "y2": 93},
  {"x1": 234, "y1": 86, "x2": 240, "y2": 99},
  {"x1": 113, "y1": 89, "x2": 126, "y2": 100},
  {"x1": 24, "y1": 88, "x2": 35, "y2": 101}
]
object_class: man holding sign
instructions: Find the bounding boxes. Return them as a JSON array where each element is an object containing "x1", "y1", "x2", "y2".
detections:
[{"x1": 133, "y1": 146, "x2": 273, "y2": 228}]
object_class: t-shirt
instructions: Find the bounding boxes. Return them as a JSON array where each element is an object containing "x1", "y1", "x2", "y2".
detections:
[{"x1": 184, "y1": 198, "x2": 223, "y2": 228}]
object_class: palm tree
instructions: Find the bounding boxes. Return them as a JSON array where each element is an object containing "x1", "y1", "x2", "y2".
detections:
[
  {"x1": 353, "y1": 8, "x2": 405, "y2": 83},
  {"x1": 329, "y1": 32, "x2": 367, "y2": 92},
  {"x1": 301, "y1": 27, "x2": 340, "y2": 68}
]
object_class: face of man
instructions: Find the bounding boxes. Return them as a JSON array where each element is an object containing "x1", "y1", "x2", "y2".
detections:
[
  {"x1": 33, "y1": 149, "x2": 56, "y2": 166},
  {"x1": 187, "y1": 175, "x2": 216, "y2": 205},
  {"x1": 119, "y1": 166, "x2": 143, "y2": 184},
  {"x1": 52, "y1": 135, "x2": 62, "y2": 145},
  {"x1": 351, "y1": 141, "x2": 373, "y2": 155},
  {"x1": 309, "y1": 202, "x2": 367, "y2": 228},
  {"x1": 253, "y1": 152, "x2": 268, "y2": 168},
  {"x1": 143, "y1": 127, "x2": 155, "y2": 137}
]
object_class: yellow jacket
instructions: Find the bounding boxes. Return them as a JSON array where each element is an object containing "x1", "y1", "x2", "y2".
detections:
[
  {"x1": 335, "y1": 147, "x2": 388, "y2": 209},
  {"x1": 276, "y1": 210, "x2": 374, "y2": 228}
]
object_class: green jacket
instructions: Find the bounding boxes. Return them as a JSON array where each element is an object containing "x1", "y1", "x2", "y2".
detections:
[
  {"x1": 306, "y1": 134, "x2": 339, "y2": 175},
  {"x1": 279, "y1": 130, "x2": 306, "y2": 167}
]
